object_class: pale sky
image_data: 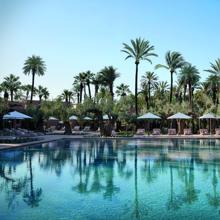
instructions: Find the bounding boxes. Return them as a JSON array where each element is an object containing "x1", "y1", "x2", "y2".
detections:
[{"x1": 0, "y1": 0, "x2": 219, "y2": 98}]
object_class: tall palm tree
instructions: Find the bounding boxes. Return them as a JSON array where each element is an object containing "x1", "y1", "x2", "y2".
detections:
[
  {"x1": 85, "y1": 71, "x2": 94, "y2": 99},
  {"x1": 141, "y1": 71, "x2": 158, "y2": 108},
  {"x1": 178, "y1": 64, "x2": 200, "y2": 108},
  {"x1": 156, "y1": 51, "x2": 185, "y2": 103},
  {"x1": 99, "y1": 66, "x2": 119, "y2": 100},
  {"x1": 74, "y1": 72, "x2": 87, "y2": 102},
  {"x1": 2, "y1": 74, "x2": 21, "y2": 101},
  {"x1": 116, "y1": 83, "x2": 131, "y2": 97},
  {"x1": 73, "y1": 82, "x2": 81, "y2": 104},
  {"x1": 204, "y1": 58, "x2": 220, "y2": 75},
  {"x1": 23, "y1": 55, "x2": 46, "y2": 103},
  {"x1": 122, "y1": 38, "x2": 157, "y2": 116},
  {"x1": 92, "y1": 73, "x2": 103, "y2": 97}
]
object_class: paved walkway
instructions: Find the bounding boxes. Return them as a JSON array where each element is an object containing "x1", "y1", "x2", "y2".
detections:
[{"x1": 1, "y1": 134, "x2": 220, "y2": 150}]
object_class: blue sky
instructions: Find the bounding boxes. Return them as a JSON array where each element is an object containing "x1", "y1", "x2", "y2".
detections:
[{"x1": 0, "y1": 0, "x2": 219, "y2": 98}]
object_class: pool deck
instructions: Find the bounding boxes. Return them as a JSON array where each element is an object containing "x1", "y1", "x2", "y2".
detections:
[{"x1": 1, "y1": 134, "x2": 220, "y2": 150}]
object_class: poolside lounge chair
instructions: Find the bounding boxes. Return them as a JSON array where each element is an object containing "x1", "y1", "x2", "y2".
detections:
[
  {"x1": 83, "y1": 126, "x2": 90, "y2": 132},
  {"x1": 168, "y1": 129, "x2": 177, "y2": 135},
  {"x1": 111, "y1": 130, "x2": 117, "y2": 137},
  {"x1": 72, "y1": 126, "x2": 80, "y2": 132},
  {"x1": 215, "y1": 128, "x2": 220, "y2": 135},
  {"x1": 200, "y1": 129, "x2": 209, "y2": 135},
  {"x1": 152, "y1": 129, "x2": 161, "y2": 135},
  {"x1": 136, "y1": 129, "x2": 145, "y2": 135},
  {"x1": 184, "y1": 128, "x2": 192, "y2": 135}
]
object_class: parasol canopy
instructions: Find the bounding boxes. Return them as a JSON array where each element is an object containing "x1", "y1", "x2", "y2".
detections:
[
  {"x1": 69, "y1": 115, "x2": 78, "y2": 120},
  {"x1": 167, "y1": 112, "x2": 191, "y2": 120},
  {"x1": 137, "y1": 112, "x2": 161, "y2": 120},
  {"x1": 3, "y1": 111, "x2": 32, "y2": 120}
]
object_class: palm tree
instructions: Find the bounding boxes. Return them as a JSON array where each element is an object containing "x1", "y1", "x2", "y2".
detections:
[
  {"x1": 23, "y1": 55, "x2": 46, "y2": 103},
  {"x1": 21, "y1": 84, "x2": 33, "y2": 100},
  {"x1": 99, "y1": 66, "x2": 119, "y2": 100},
  {"x1": 156, "y1": 51, "x2": 185, "y2": 103},
  {"x1": 178, "y1": 64, "x2": 200, "y2": 108},
  {"x1": 155, "y1": 81, "x2": 169, "y2": 98},
  {"x1": 37, "y1": 85, "x2": 44, "y2": 102},
  {"x1": 116, "y1": 83, "x2": 131, "y2": 97},
  {"x1": 61, "y1": 89, "x2": 70, "y2": 103},
  {"x1": 2, "y1": 74, "x2": 21, "y2": 101},
  {"x1": 92, "y1": 73, "x2": 103, "y2": 97},
  {"x1": 85, "y1": 71, "x2": 94, "y2": 99},
  {"x1": 204, "y1": 58, "x2": 220, "y2": 75},
  {"x1": 73, "y1": 82, "x2": 81, "y2": 104},
  {"x1": 74, "y1": 72, "x2": 87, "y2": 102},
  {"x1": 122, "y1": 38, "x2": 157, "y2": 116},
  {"x1": 203, "y1": 74, "x2": 220, "y2": 105},
  {"x1": 37, "y1": 86, "x2": 49, "y2": 102},
  {"x1": 141, "y1": 71, "x2": 158, "y2": 108},
  {"x1": 42, "y1": 87, "x2": 49, "y2": 100}
]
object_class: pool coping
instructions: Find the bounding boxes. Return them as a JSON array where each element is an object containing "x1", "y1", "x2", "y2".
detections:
[{"x1": 1, "y1": 134, "x2": 220, "y2": 150}]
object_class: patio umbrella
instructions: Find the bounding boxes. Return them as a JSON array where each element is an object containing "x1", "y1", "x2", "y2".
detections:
[
  {"x1": 3, "y1": 111, "x2": 32, "y2": 120},
  {"x1": 103, "y1": 114, "x2": 111, "y2": 120},
  {"x1": 48, "y1": 116, "x2": 59, "y2": 121},
  {"x1": 167, "y1": 112, "x2": 191, "y2": 135},
  {"x1": 84, "y1": 116, "x2": 92, "y2": 120},
  {"x1": 137, "y1": 112, "x2": 161, "y2": 134},
  {"x1": 199, "y1": 113, "x2": 216, "y2": 134},
  {"x1": 69, "y1": 115, "x2": 78, "y2": 120}
]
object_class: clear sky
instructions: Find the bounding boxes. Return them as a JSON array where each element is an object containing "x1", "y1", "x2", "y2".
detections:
[{"x1": 0, "y1": 0, "x2": 219, "y2": 98}]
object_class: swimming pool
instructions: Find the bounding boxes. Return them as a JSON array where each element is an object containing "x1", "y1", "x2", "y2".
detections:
[{"x1": 1, "y1": 138, "x2": 220, "y2": 220}]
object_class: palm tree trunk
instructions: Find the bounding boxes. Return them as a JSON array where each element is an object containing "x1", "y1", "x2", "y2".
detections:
[
  {"x1": 88, "y1": 83, "x2": 92, "y2": 99},
  {"x1": 10, "y1": 90, "x2": 13, "y2": 102},
  {"x1": 148, "y1": 82, "x2": 151, "y2": 106},
  {"x1": 95, "y1": 85, "x2": 99, "y2": 97},
  {"x1": 110, "y1": 84, "x2": 114, "y2": 100},
  {"x1": 80, "y1": 84, "x2": 83, "y2": 103},
  {"x1": 77, "y1": 93, "x2": 80, "y2": 104},
  {"x1": 189, "y1": 82, "x2": 192, "y2": 110},
  {"x1": 170, "y1": 71, "x2": 174, "y2": 103},
  {"x1": 183, "y1": 85, "x2": 187, "y2": 101},
  {"x1": 30, "y1": 73, "x2": 35, "y2": 103},
  {"x1": 135, "y1": 63, "x2": 139, "y2": 116}
]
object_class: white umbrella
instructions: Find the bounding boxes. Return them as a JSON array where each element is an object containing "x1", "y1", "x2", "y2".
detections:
[
  {"x1": 3, "y1": 111, "x2": 32, "y2": 120},
  {"x1": 137, "y1": 112, "x2": 161, "y2": 120},
  {"x1": 167, "y1": 112, "x2": 191, "y2": 134},
  {"x1": 69, "y1": 115, "x2": 78, "y2": 120},
  {"x1": 103, "y1": 114, "x2": 111, "y2": 120},
  {"x1": 84, "y1": 116, "x2": 92, "y2": 121},
  {"x1": 48, "y1": 116, "x2": 58, "y2": 121},
  {"x1": 199, "y1": 113, "x2": 216, "y2": 134}
]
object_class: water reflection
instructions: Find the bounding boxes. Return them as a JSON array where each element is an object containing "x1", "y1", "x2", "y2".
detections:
[{"x1": 1, "y1": 139, "x2": 220, "y2": 219}]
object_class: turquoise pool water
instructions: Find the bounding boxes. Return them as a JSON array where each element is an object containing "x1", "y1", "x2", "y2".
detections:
[{"x1": 1, "y1": 139, "x2": 220, "y2": 220}]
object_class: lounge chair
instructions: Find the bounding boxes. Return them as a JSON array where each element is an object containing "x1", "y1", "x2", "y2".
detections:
[
  {"x1": 184, "y1": 128, "x2": 192, "y2": 135},
  {"x1": 215, "y1": 128, "x2": 220, "y2": 135},
  {"x1": 83, "y1": 126, "x2": 90, "y2": 132},
  {"x1": 152, "y1": 129, "x2": 161, "y2": 135},
  {"x1": 200, "y1": 129, "x2": 209, "y2": 135},
  {"x1": 136, "y1": 129, "x2": 145, "y2": 135},
  {"x1": 168, "y1": 129, "x2": 177, "y2": 135},
  {"x1": 111, "y1": 130, "x2": 117, "y2": 137},
  {"x1": 72, "y1": 126, "x2": 80, "y2": 132}
]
